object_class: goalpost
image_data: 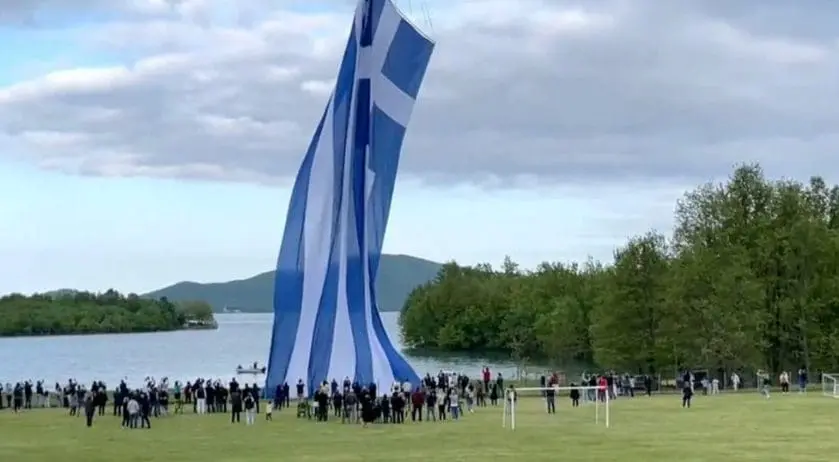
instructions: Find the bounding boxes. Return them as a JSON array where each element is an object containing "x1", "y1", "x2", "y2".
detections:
[
  {"x1": 502, "y1": 386, "x2": 610, "y2": 430},
  {"x1": 821, "y1": 373, "x2": 839, "y2": 398}
]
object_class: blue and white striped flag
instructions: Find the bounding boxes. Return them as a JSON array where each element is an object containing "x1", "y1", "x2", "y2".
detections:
[{"x1": 266, "y1": 0, "x2": 434, "y2": 396}]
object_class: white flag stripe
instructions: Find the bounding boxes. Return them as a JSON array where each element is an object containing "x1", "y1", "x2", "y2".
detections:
[
  {"x1": 286, "y1": 100, "x2": 337, "y2": 387},
  {"x1": 328, "y1": 92, "x2": 362, "y2": 382},
  {"x1": 266, "y1": 0, "x2": 434, "y2": 395}
]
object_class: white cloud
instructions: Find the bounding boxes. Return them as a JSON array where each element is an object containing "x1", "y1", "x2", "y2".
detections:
[{"x1": 1, "y1": 0, "x2": 838, "y2": 185}]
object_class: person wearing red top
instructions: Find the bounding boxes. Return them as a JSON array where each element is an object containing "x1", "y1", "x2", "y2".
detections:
[
  {"x1": 411, "y1": 388, "x2": 426, "y2": 422},
  {"x1": 482, "y1": 367, "x2": 491, "y2": 393},
  {"x1": 598, "y1": 376, "x2": 608, "y2": 402}
]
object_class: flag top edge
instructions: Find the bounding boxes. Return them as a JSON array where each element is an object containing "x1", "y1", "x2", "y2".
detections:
[{"x1": 387, "y1": 0, "x2": 437, "y2": 45}]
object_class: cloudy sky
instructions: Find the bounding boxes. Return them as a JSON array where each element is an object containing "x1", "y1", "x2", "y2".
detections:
[{"x1": 1, "y1": 0, "x2": 837, "y2": 295}]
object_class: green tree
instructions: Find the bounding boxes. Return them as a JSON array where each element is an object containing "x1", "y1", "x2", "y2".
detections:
[
  {"x1": 0, "y1": 290, "x2": 217, "y2": 337},
  {"x1": 400, "y1": 163, "x2": 839, "y2": 376}
]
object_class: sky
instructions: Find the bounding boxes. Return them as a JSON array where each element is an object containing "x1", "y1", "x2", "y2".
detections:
[{"x1": 1, "y1": 0, "x2": 839, "y2": 295}]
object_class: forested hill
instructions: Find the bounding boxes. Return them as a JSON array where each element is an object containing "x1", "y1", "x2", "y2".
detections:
[
  {"x1": 400, "y1": 164, "x2": 839, "y2": 376},
  {"x1": 145, "y1": 254, "x2": 441, "y2": 313}
]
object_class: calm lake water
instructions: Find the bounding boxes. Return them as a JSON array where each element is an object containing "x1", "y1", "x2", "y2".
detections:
[{"x1": 0, "y1": 313, "x2": 521, "y2": 386}]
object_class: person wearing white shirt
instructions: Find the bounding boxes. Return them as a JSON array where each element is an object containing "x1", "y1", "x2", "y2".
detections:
[
  {"x1": 127, "y1": 398, "x2": 140, "y2": 428},
  {"x1": 711, "y1": 378, "x2": 720, "y2": 395},
  {"x1": 779, "y1": 372, "x2": 790, "y2": 393},
  {"x1": 244, "y1": 393, "x2": 256, "y2": 425},
  {"x1": 730, "y1": 372, "x2": 740, "y2": 391},
  {"x1": 449, "y1": 389, "x2": 460, "y2": 420}
]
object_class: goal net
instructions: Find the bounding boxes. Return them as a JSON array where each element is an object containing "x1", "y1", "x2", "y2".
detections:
[
  {"x1": 821, "y1": 373, "x2": 839, "y2": 398},
  {"x1": 502, "y1": 386, "x2": 610, "y2": 430}
]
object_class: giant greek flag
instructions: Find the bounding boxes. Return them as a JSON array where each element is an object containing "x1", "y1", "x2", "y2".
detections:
[{"x1": 265, "y1": 0, "x2": 434, "y2": 396}]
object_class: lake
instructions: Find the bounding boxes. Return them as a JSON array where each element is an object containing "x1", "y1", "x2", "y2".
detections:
[{"x1": 0, "y1": 312, "x2": 522, "y2": 386}]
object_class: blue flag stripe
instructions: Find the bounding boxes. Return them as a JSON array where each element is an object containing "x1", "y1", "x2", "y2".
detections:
[
  {"x1": 266, "y1": 0, "x2": 434, "y2": 395},
  {"x1": 267, "y1": 101, "x2": 330, "y2": 387}
]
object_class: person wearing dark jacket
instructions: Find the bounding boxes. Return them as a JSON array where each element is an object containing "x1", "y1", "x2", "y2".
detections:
[
  {"x1": 545, "y1": 385, "x2": 556, "y2": 414},
  {"x1": 251, "y1": 384, "x2": 260, "y2": 414},
  {"x1": 230, "y1": 389, "x2": 242, "y2": 423},
  {"x1": 682, "y1": 383, "x2": 693, "y2": 408},
  {"x1": 121, "y1": 397, "x2": 130, "y2": 428},
  {"x1": 569, "y1": 385, "x2": 580, "y2": 407},
  {"x1": 139, "y1": 393, "x2": 152, "y2": 428},
  {"x1": 84, "y1": 394, "x2": 96, "y2": 427}
]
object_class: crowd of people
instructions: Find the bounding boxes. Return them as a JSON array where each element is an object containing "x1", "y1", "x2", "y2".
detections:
[
  {"x1": 0, "y1": 368, "x2": 518, "y2": 427},
  {"x1": 1, "y1": 367, "x2": 799, "y2": 428}
]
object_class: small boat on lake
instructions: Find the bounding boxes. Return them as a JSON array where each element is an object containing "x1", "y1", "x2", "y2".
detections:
[{"x1": 236, "y1": 362, "x2": 266, "y2": 375}]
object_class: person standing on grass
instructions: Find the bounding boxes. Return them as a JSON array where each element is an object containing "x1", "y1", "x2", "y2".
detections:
[
  {"x1": 296, "y1": 379, "x2": 305, "y2": 402},
  {"x1": 35, "y1": 381, "x2": 43, "y2": 407},
  {"x1": 24, "y1": 381, "x2": 32, "y2": 409},
  {"x1": 343, "y1": 390, "x2": 358, "y2": 423},
  {"x1": 449, "y1": 387, "x2": 460, "y2": 420},
  {"x1": 730, "y1": 372, "x2": 741, "y2": 391},
  {"x1": 466, "y1": 384, "x2": 475, "y2": 414},
  {"x1": 273, "y1": 384, "x2": 282, "y2": 410},
  {"x1": 121, "y1": 397, "x2": 131, "y2": 428},
  {"x1": 391, "y1": 391, "x2": 405, "y2": 423},
  {"x1": 411, "y1": 387, "x2": 425, "y2": 421},
  {"x1": 244, "y1": 392, "x2": 256, "y2": 425},
  {"x1": 425, "y1": 389, "x2": 437, "y2": 421},
  {"x1": 779, "y1": 371, "x2": 790, "y2": 394},
  {"x1": 505, "y1": 385, "x2": 518, "y2": 418},
  {"x1": 569, "y1": 384, "x2": 580, "y2": 407},
  {"x1": 757, "y1": 370, "x2": 771, "y2": 399},
  {"x1": 332, "y1": 390, "x2": 344, "y2": 417},
  {"x1": 598, "y1": 376, "x2": 608, "y2": 402},
  {"x1": 681, "y1": 383, "x2": 693, "y2": 408},
  {"x1": 230, "y1": 385, "x2": 242, "y2": 424},
  {"x1": 489, "y1": 383, "x2": 498, "y2": 406},
  {"x1": 545, "y1": 384, "x2": 556, "y2": 414},
  {"x1": 643, "y1": 375, "x2": 652, "y2": 397},
  {"x1": 139, "y1": 392, "x2": 152, "y2": 429},
  {"x1": 68, "y1": 387, "x2": 78, "y2": 416},
  {"x1": 251, "y1": 383, "x2": 260, "y2": 414},
  {"x1": 127, "y1": 395, "x2": 140, "y2": 429},
  {"x1": 798, "y1": 367, "x2": 808, "y2": 393},
  {"x1": 195, "y1": 382, "x2": 207, "y2": 415},
  {"x1": 173, "y1": 381, "x2": 183, "y2": 414},
  {"x1": 84, "y1": 393, "x2": 96, "y2": 427},
  {"x1": 437, "y1": 388, "x2": 447, "y2": 421}
]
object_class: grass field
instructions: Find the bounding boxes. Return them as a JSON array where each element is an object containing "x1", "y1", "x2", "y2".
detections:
[{"x1": 0, "y1": 392, "x2": 837, "y2": 461}]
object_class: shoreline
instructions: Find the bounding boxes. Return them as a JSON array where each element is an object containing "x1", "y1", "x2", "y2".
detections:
[{"x1": 0, "y1": 323, "x2": 219, "y2": 339}]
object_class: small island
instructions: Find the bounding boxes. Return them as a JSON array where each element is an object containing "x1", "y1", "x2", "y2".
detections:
[{"x1": 0, "y1": 289, "x2": 217, "y2": 337}]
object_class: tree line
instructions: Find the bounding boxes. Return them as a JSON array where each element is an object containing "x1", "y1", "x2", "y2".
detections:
[
  {"x1": 0, "y1": 289, "x2": 216, "y2": 336},
  {"x1": 399, "y1": 165, "x2": 839, "y2": 377}
]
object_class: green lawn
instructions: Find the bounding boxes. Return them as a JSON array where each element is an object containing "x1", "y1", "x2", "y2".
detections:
[{"x1": 0, "y1": 392, "x2": 836, "y2": 461}]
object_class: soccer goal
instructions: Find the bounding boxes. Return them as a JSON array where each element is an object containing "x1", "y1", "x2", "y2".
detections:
[
  {"x1": 821, "y1": 373, "x2": 839, "y2": 398},
  {"x1": 502, "y1": 386, "x2": 610, "y2": 430}
]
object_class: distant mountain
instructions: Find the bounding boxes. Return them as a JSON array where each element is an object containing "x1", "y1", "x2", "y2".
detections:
[
  {"x1": 43, "y1": 289, "x2": 80, "y2": 297},
  {"x1": 143, "y1": 254, "x2": 441, "y2": 313}
]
